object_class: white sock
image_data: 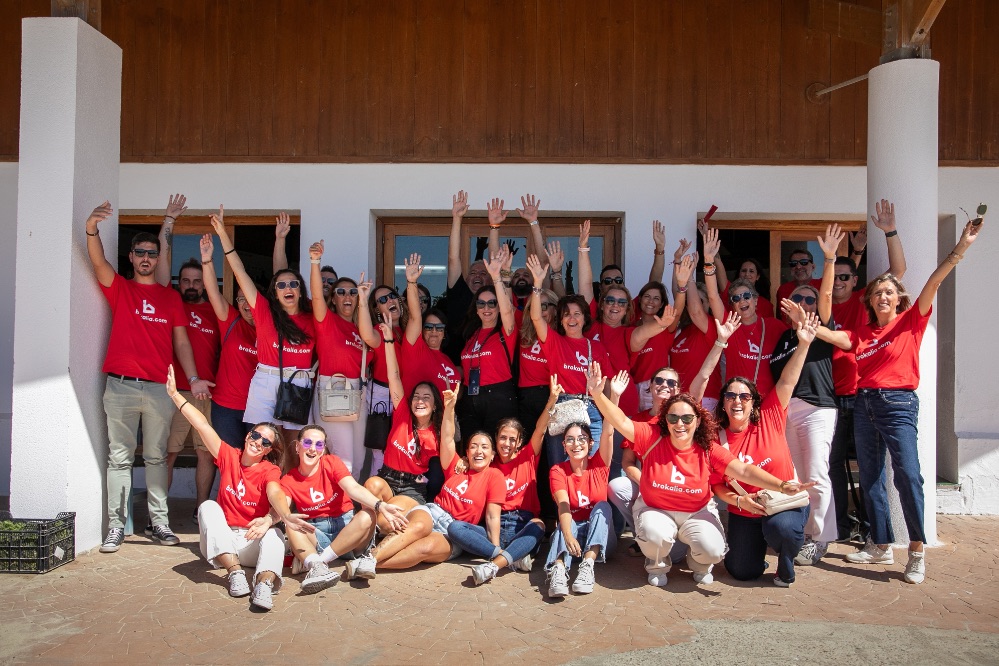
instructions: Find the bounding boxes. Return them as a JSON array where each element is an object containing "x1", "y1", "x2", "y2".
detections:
[
  {"x1": 319, "y1": 546, "x2": 337, "y2": 564},
  {"x1": 304, "y1": 554, "x2": 321, "y2": 570}
]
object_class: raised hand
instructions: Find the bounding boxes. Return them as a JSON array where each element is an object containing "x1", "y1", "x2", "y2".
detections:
[
  {"x1": 487, "y1": 197, "x2": 509, "y2": 227},
  {"x1": 673, "y1": 238, "x2": 692, "y2": 263},
  {"x1": 871, "y1": 199, "x2": 896, "y2": 233},
  {"x1": 86, "y1": 201, "x2": 113, "y2": 233},
  {"x1": 275, "y1": 212, "x2": 291, "y2": 239},
  {"x1": 850, "y1": 226, "x2": 868, "y2": 255},
  {"x1": 549, "y1": 374, "x2": 565, "y2": 400},
  {"x1": 404, "y1": 252, "x2": 423, "y2": 282},
  {"x1": 780, "y1": 298, "x2": 806, "y2": 327},
  {"x1": 716, "y1": 311, "x2": 742, "y2": 343},
  {"x1": 442, "y1": 380, "x2": 461, "y2": 410},
  {"x1": 702, "y1": 227, "x2": 720, "y2": 264},
  {"x1": 585, "y1": 361, "x2": 605, "y2": 397},
  {"x1": 502, "y1": 240, "x2": 517, "y2": 270},
  {"x1": 818, "y1": 223, "x2": 845, "y2": 260},
  {"x1": 485, "y1": 244, "x2": 510, "y2": 280},
  {"x1": 516, "y1": 193, "x2": 540, "y2": 221},
  {"x1": 526, "y1": 253, "x2": 547, "y2": 285},
  {"x1": 652, "y1": 220, "x2": 666, "y2": 251},
  {"x1": 209, "y1": 205, "x2": 226, "y2": 238},
  {"x1": 199, "y1": 234, "x2": 214, "y2": 263},
  {"x1": 357, "y1": 272, "x2": 372, "y2": 301},
  {"x1": 654, "y1": 305, "x2": 678, "y2": 329},
  {"x1": 795, "y1": 310, "x2": 820, "y2": 344},
  {"x1": 165, "y1": 193, "x2": 187, "y2": 219},
  {"x1": 697, "y1": 217, "x2": 710, "y2": 238},
  {"x1": 308, "y1": 240, "x2": 324, "y2": 263},
  {"x1": 377, "y1": 322, "x2": 393, "y2": 340},
  {"x1": 958, "y1": 217, "x2": 984, "y2": 249},
  {"x1": 676, "y1": 254, "x2": 695, "y2": 285},
  {"x1": 609, "y1": 370, "x2": 631, "y2": 399},
  {"x1": 546, "y1": 240, "x2": 565, "y2": 273},
  {"x1": 579, "y1": 219, "x2": 591, "y2": 248},
  {"x1": 452, "y1": 190, "x2": 469, "y2": 218}
]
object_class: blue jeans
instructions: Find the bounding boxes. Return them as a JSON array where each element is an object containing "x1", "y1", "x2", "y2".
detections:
[
  {"x1": 544, "y1": 395, "x2": 604, "y2": 468},
  {"x1": 725, "y1": 505, "x2": 809, "y2": 583},
  {"x1": 544, "y1": 501, "x2": 615, "y2": 572},
  {"x1": 447, "y1": 511, "x2": 544, "y2": 569},
  {"x1": 211, "y1": 401, "x2": 251, "y2": 450},
  {"x1": 308, "y1": 510, "x2": 354, "y2": 553},
  {"x1": 854, "y1": 389, "x2": 925, "y2": 544}
]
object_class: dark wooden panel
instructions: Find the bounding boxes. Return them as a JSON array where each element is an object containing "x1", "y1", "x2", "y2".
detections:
[
  {"x1": 680, "y1": 0, "x2": 708, "y2": 158},
  {"x1": 0, "y1": 2, "x2": 49, "y2": 158},
  {"x1": 316, "y1": 0, "x2": 347, "y2": 157}
]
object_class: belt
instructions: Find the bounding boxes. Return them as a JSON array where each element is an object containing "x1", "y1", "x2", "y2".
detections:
[
  {"x1": 561, "y1": 393, "x2": 590, "y2": 402},
  {"x1": 256, "y1": 364, "x2": 316, "y2": 379},
  {"x1": 108, "y1": 372, "x2": 152, "y2": 382}
]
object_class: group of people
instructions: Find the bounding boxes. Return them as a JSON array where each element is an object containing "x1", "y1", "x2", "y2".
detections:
[{"x1": 86, "y1": 191, "x2": 983, "y2": 611}]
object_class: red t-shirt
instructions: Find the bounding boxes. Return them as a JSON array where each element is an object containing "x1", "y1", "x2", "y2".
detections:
[
  {"x1": 849, "y1": 305, "x2": 931, "y2": 390},
  {"x1": 382, "y1": 406, "x2": 439, "y2": 475},
  {"x1": 492, "y1": 445, "x2": 540, "y2": 515},
  {"x1": 729, "y1": 295, "x2": 774, "y2": 319},
  {"x1": 724, "y1": 316, "x2": 788, "y2": 397},
  {"x1": 435, "y1": 463, "x2": 506, "y2": 524},
  {"x1": 315, "y1": 313, "x2": 364, "y2": 378},
  {"x1": 251, "y1": 295, "x2": 315, "y2": 369},
  {"x1": 539, "y1": 331, "x2": 612, "y2": 395},
  {"x1": 587, "y1": 322, "x2": 639, "y2": 416},
  {"x1": 173, "y1": 300, "x2": 220, "y2": 391},
  {"x1": 622, "y1": 411, "x2": 658, "y2": 450},
  {"x1": 215, "y1": 442, "x2": 281, "y2": 528},
  {"x1": 518, "y1": 339, "x2": 550, "y2": 388},
  {"x1": 670, "y1": 319, "x2": 720, "y2": 397},
  {"x1": 549, "y1": 455, "x2": 610, "y2": 521},
  {"x1": 280, "y1": 454, "x2": 353, "y2": 519},
  {"x1": 630, "y1": 327, "x2": 674, "y2": 384},
  {"x1": 631, "y1": 422, "x2": 736, "y2": 513},
  {"x1": 100, "y1": 274, "x2": 186, "y2": 382},
  {"x1": 720, "y1": 392, "x2": 797, "y2": 518},
  {"x1": 830, "y1": 292, "x2": 866, "y2": 396},
  {"x1": 399, "y1": 335, "x2": 460, "y2": 395},
  {"x1": 461, "y1": 326, "x2": 517, "y2": 386},
  {"x1": 212, "y1": 308, "x2": 258, "y2": 410},
  {"x1": 370, "y1": 325, "x2": 401, "y2": 384},
  {"x1": 776, "y1": 278, "x2": 823, "y2": 308}
]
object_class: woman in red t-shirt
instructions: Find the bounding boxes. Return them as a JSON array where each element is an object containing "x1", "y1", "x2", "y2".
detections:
[
  {"x1": 279, "y1": 423, "x2": 409, "y2": 593},
  {"x1": 668, "y1": 253, "x2": 722, "y2": 411},
  {"x1": 165, "y1": 365, "x2": 304, "y2": 612},
  {"x1": 212, "y1": 210, "x2": 315, "y2": 442},
  {"x1": 366, "y1": 381, "x2": 506, "y2": 572},
  {"x1": 816, "y1": 217, "x2": 983, "y2": 585},
  {"x1": 631, "y1": 281, "x2": 676, "y2": 412}
]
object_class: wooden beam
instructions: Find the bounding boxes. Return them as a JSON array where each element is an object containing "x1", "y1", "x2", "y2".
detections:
[
  {"x1": 50, "y1": 0, "x2": 100, "y2": 31},
  {"x1": 882, "y1": 0, "x2": 946, "y2": 58},
  {"x1": 909, "y1": 0, "x2": 947, "y2": 46},
  {"x1": 807, "y1": 0, "x2": 882, "y2": 47}
]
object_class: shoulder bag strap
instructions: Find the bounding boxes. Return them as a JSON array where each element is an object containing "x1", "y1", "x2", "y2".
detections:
[
  {"x1": 640, "y1": 435, "x2": 663, "y2": 462},
  {"x1": 719, "y1": 429, "x2": 748, "y2": 497},
  {"x1": 752, "y1": 318, "x2": 766, "y2": 384},
  {"x1": 221, "y1": 316, "x2": 239, "y2": 348},
  {"x1": 277, "y1": 329, "x2": 285, "y2": 381}
]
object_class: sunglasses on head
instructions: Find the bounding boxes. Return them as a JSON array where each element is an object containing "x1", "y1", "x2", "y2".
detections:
[
  {"x1": 834, "y1": 274, "x2": 855, "y2": 282},
  {"x1": 788, "y1": 258, "x2": 812, "y2": 267},
  {"x1": 541, "y1": 302, "x2": 555, "y2": 311},
  {"x1": 791, "y1": 294, "x2": 817, "y2": 305},
  {"x1": 132, "y1": 248, "x2": 160, "y2": 258},
  {"x1": 601, "y1": 276, "x2": 624, "y2": 285},
  {"x1": 419, "y1": 296, "x2": 431, "y2": 304},
  {"x1": 730, "y1": 292, "x2": 754, "y2": 304},
  {"x1": 603, "y1": 296, "x2": 629, "y2": 306},
  {"x1": 375, "y1": 292, "x2": 399, "y2": 304},
  {"x1": 665, "y1": 413, "x2": 696, "y2": 425},
  {"x1": 321, "y1": 277, "x2": 338, "y2": 286},
  {"x1": 723, "y1": 391, "x2": 753, "y2": 402},
  {"x1": 423, "y1": 323, "x2": 446, "y2": 332},
  {"x1": 275, "y1": 280, "x2": 301, "y2": 290},
  {"x1": 652, "y1": 377, "x2": 679, "y2": 388},
  {"x1": 300, "y1": 438, "x2": 325, "y2": 450},
  {"x1": 476, "y1": 299, "x2": 498, "y2": 309},
  {"x1": 248, "y1": 430, "x2": 273, "y2": 448},
  {"x1": 334, "y1": 287, "x2": 358, "y2": 296}
]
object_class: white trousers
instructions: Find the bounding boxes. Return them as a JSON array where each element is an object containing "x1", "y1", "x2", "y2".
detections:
[
  {"x1": 198, "y1": 500, "x2": 285, "y2": 590},
  {"x1": 633, "y1": 496, "x2": 726, "y2": 574},
  {"x1": 785, "y1": 397, "x2": 838, "y2": 544}
]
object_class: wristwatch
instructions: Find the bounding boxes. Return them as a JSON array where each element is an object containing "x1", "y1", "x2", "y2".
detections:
[{"x1": 189, "y1": 375, "x2": 200, "y2": 384}]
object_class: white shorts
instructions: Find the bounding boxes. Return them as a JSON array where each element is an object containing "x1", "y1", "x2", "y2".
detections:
[{"x1": 242, "y1": 365, "x2": 315, "y2": 430}]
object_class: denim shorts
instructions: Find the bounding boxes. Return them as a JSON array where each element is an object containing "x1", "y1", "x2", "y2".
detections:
[
  {"x1": 409, "y1": 503, "x2": 462, "y2": 560},
  {"x1": 378, "y1": 466, "x2": 428, "y2": 504},
  {"x1": 307, "y1": 510, "x2": 354, "y2": 553}
]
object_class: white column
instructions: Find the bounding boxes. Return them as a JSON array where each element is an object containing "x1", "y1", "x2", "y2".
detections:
[
  {"x1": 10, "y1": 18, "x2": 121, "y2": 552},
  {"x1": 867, "y1": 58, "x2": 939, "y2": 545}
]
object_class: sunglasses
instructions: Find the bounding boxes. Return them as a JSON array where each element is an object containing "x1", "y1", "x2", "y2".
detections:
[
  {"x1": 132, "y1": 248, "x2": 160, "y2": 258},
  {"x1": 665, "y1": 413, "x2": 696, "y2": 425},
  {"x1": 564, "y1": 435, "x2": 590, "y2": 446},
  {"x1": 423, "y1": 323, "x2": 446, "y2": 332},
  {"x1": 723, "y1": 391, "x2": 753, "y2": 402},
  {"x1": 787, "y1": 258, "x2": 812, "y2": 267},
  {"x1": 375, "y1": 292, "x2": 399, "y2": 304},
  {"x1": 791, "y1": 294, "x2": 817, "y2": 305},
  {"x1": 541, "y1": 302, "x2": 556, "y2": 311},
  {"x1": 603, "y1": 296, "x2": 629, "y2": 306},
  {"x1": 334, "y1": 287, "x2": 359, "y2": 296},
  {"x1": 652, "y1": 377, "x2": 679, "y2": 388},
  {"x1": 419, "y1": 296, "x2": 431, "y2": 304},
  {"x1": 601, "y1": 276, "x2": 624, "y2": 285},
  {"x1": 730, "y1": 292, "x2": 754, "y2": 304},
  {"x1": 300, "y1": 438, "x2": 325, "y2": 450},
  {"x1": 275, "y1": 280, "x2": 301, "y2": 290},
  {"x1": 834, "y1": 274, "x2": 855, "y2": 282},
  {"x1": 476, "y1": 299, "x2": 499, "y2": 309},
  {"x1": 248, "y1": 430, "x2": 273, "y2": 448},
  {"x1": 321, "y1": 277, "x2": 338, "y2": 286}
]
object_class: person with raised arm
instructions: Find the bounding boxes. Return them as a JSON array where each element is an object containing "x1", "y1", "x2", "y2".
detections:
[
  {"x1": 399, "y1": 252, "x2": 461, "y2": 396},
  {"x1": 211, "y1": 207, "x2": 315, "y2": 443},
  {"x1": 669, "y1": 250, "x2": 722, "y2": 410},
  {"x1": 152, "y1": 193, "x2": 188, "y2": 287},
  {"x1": 444, "y1": 190, "x2": 492, "y2": 361},
  {"x1": 815, "y1": 213, "x2": 984, "y2": 584},
  {"x1": 273, "y1": 213, "x2": 338, "y2": 296}
]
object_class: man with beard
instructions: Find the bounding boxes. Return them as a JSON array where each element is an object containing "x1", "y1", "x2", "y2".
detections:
[{"x1": 86, "y1": 202, "x2": 212, "y2": 554}]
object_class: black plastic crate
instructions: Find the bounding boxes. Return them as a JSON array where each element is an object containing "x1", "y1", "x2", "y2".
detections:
[{"x1": 0, "y1": 511, "x2": 76, "y2": 574}]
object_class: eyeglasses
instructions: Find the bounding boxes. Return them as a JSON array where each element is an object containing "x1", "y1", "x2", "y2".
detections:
[
  {"x1": 601, "y1": 276, "x2": 624, "y2": 286},
  {"x1": 790, "y1": 294, "x2": 817, "y2": 305},
  {"x1": 834, "y1": 274, "x2": 854, "y2": 282},
  {"x1": 476, "y1": 299, "x2": 498, "y2": 309},
  {"x1": 541, "y1": 302, "x2": 555, "y2": 311},
  {"x1": 652, "y1": 377, "x2": 679, "y2": 388},
  {"x1": 723, "y1": 391, "x2": 753, "y2": 402},
  {"x1": 603, "y1": 296, "x2": 629, "y2": 306},
  {"x1": 423, "y1": 323, "x2": 446, "y2": 332},
  {"x1": 375, "y1": 292, "x2": 399, "y2": 304},
  {"x1": 275, "y1": 280, "x2": 301, "y2": 290},
  {"x1": 564, "y1": 436, "x2": 590, "y2": 446},
  {"x1": 730, "y1": 292, "x2": 754, "y2": 304},
  {"x1": 132, "y1": 248, "x2": 160, "y2": 258},
  {"x1": 300, "y1": 438, "x2": 325, "y2": 450},
  {"x1": 321, "y1": 277, "x2": 338, "y2": 286},
  {"x1": 665, "y1": 413, "x2": 696, "y2": 425},
  {"x1": 787, "y1": 258, "x2": 812, "y2": 267},
  {"x1": 235, "y1": 296, "x2": 247, "y2": 304},
  {"x1": 248, "y1": 431, "x2": 273, "y2": 448},
  {"x1": 334, "y1": 287, "x2": 358, "y2": 296}
]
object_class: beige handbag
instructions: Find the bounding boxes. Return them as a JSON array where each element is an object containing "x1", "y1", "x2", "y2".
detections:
[
  {"x1": 719, "y1": 430, "x2": 809, "y2": 515},
  {"x1": 318, "y1": 343, "x2": 367, "y2": 422}
]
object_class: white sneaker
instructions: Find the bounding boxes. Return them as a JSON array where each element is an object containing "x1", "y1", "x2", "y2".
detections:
[
  {"x1": 344, "y1": 554, "x2": 377, "y2": 581},
  {"x1": 250, "y1": 580, "x2": 274, "y2": 610},
  {"x1": 794, "y1": 538, "x2": 817, "y2": 566},
  {"x1": 301, "y1": 561, "x2": 340, "y2": 594},
  {"x1": 512, "y1": 554, "x2": 533, "y2": 572},
  {"x1": 291, "y1": 557, "x2": 305, "y2": 575},
  {"x1": 845, "y1": 539, "x2": 894, "y2": 565},
  {"x1": 904, "y1": 550, "x2": 925, "y2": 584},
  {"x1": 571, "y1": 559, "x2": 595, "y2": 594},
  {"x1": 471, "y1": 562, "x2": 499, "y2": 586},
  {"x1": 773, "y1": 574, "x2": 791, "y2": 587},
  {"x1": 646, "y1": 569, "x2": 669, "y2": 587},
  {"x1": 692, "y1": 570, "x2": 714, "y2": 585},
  {"x1": 547, "y1": 562, "x2": 569, "y2": 598},
  {"x1": 227, "y1": 569, "x2": 250, "y2": 597}
]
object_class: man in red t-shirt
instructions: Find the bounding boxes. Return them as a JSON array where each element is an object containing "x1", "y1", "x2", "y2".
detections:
[
  {"x1": 775, "y1": 249, "x2": 823, "y2": 307},
  {"x1": 86, "y1": 200, "x2": 213, "y2": 554}
]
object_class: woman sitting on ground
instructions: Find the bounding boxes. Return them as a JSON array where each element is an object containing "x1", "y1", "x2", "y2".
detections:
[{"x1": 279, "y1": 424, "x2": 409, "y2": 593}]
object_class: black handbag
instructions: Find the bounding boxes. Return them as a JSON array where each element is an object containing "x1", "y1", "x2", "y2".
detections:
[
  {"x1": 363, "y1": 381, "x2": 391, "y2": 451},
  {"x1": 273, "y1": 331, "x2": 315, "y2": 425}
]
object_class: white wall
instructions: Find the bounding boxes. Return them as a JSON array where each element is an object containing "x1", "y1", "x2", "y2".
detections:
[{"x1": 0, "y1": 163, "x2": 16, "y2": 498}]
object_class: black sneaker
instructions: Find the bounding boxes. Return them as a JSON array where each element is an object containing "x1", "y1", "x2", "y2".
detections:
[
  {"x1": 150, "y1": 524, "x2": 180, "y2": 545},
  {"x1": 100, "y1": 527, "x2": 125, "y2": 553},
  {"x1": 143, "y1": 519, "x2": 153, "y2": 536}
]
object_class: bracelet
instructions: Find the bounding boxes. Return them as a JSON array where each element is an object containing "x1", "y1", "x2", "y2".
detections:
[
  {"x1": 884, "y1": 230, "x2": 898, "y2": 238},
  {"x1": 224, "y1": 249, "x2": 236, "y2": 255},
  {"x1": 383, "y1": 338, "x2": 395, "y2": 343},
  {"x1": 736, "y1": 496, "x2": 742, "y2": 510},
  {"x1": 551, "y1": 273, "x2": 562, "y2": 281},
  {"x1": 407, "y1": 280, "x2": 418, "y2": 284},
  {"x1": 714, "y1": 340, "x2": 728, "y2": 348},
  {"x1": 703, "y1": 268, "x2": 716, "y2": 277},
  {"x1": 653, "y1": 249, "x2": 665, "y2": 256},
  {"x1": 489, "y1": 224, "x2": 501, "y2": 229},
  {"x1": 852, "y1": 249, "x2": 864, "y2": 255},
  {"x1": 677, "y1": 284, "x2": 688, "y2": 293},
  {"x1": 824, "y1": 258, "x2": 835, "y2": 263},
  {"x1": 374, "y1": 500, "x2": 382, "y2": 514},
  {"x1": 946, "y1": 252, "x2": 962, "y2": 265},
  {"x1": 578, "y1": 247, "x2": 590, "y2": 252},
  {"x1": 310, "y1": 259, "x2": 321, "y2": 264},
  {"x1": 178, "y1": 400, "x2": 190, "y2": 411},
  {"x1": 532, "y1": 286, "x2": 543, "y2": 294},
  {"x1": 201, "y1": 259, "x2": 212, "y2": 265},
  {"x1": 529, "y1": 220, "x2": 539, "y2": 226},
  {"x1": 703, "y1": 262, "x2": 714, "y2": 267},
  {"x1": 500, "y1": 269, "x2": 512, "y2": 278},
  {"x1": 86, "y1": 230, "x2": 99, "y2": 236},
  {"x1": 164, "y1": 216, "x2": 176, "y2": 221},
  {"x1": 547, "y1": 407, "x2": 558, "y2": 417},
  {"x1": 779, "y1": 480, "x2": 789, "y2": 492}
]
